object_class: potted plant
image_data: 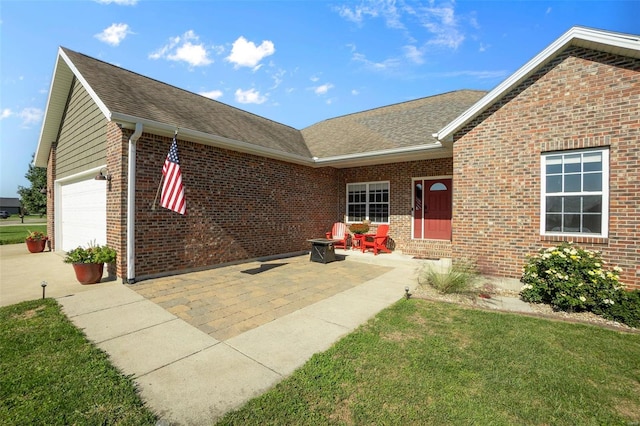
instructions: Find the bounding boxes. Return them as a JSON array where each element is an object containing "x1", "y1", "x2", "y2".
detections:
[
  {"x1": 63, "y1": 242, "x2": 117, "y2": 285},
  {"x1": 348, "y1": 223, "x2": 370, "y2": 235},
  {"x1": 25, "y1": 230, "x2": 48, "y2": 253}
]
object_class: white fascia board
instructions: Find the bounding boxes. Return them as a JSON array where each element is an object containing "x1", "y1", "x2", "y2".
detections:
[
  {"x1": 314, "y1": 143, "x2": 445, "y2": 168},
  {"x1": 58, "y1": 48, "x2": 113, "y2": 121},
  {"x1": 34, "y1": 48, "x2": 113, "y2": 167},
  {"x1": 435, "y1": 26, "x2": 640, "y2": 142},
  {"x1": 111, "y1": 113, "x2": 316, "y2": 166},
  {"x1": 113, "y1": 113, "x2": 445, "y2": 168}
]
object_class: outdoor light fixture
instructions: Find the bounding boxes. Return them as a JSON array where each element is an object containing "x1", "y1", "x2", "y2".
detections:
[
  {"x1": 405, "y1": 286, "x2": 410, "y2": 299},
  {"x1": 94, "y1": 168, "x2": 111, "y2": 182},
  {"x1": 41, "y1": 281, "x2": 47, "y2": 299}
]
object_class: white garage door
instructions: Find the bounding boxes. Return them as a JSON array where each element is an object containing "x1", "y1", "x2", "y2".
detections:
[{"x1": 59, "y1": 178, "x2": 107, "y2": 251}]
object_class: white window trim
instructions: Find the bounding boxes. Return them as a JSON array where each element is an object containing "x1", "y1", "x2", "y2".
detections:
[
  {"x1": 540, "y1": 148, "x2": 609, "y2": 238},
  {"x1": 346, "y1": 180, "x2": 390, "y2": 224}
]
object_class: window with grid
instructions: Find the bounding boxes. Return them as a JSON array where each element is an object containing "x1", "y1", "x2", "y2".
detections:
[
  {"x1": 347, "y1": 182, "x2": 389, "y2": 223},
  {"x1": 541, "y1": 148, "x2": 608, "y2": 237}
]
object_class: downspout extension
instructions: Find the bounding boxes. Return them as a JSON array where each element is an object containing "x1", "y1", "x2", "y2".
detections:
[{"x1": 126, "y1": 123, "x2": 143, "y2": 284}]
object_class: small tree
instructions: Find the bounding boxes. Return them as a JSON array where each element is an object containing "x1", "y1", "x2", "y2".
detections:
[{"x1": 17, "y1": 154, "x2": 47, "y2": 217}]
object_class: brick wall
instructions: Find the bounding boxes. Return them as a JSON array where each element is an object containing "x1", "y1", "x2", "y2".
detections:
[
  {"x1": 106, "y1": 122, "x2": 128, "y2": 279},
  {"x1": 341, "y1": 157, "x2": 453, "y2": 259},
  {"x1": 129, "y1": 133, "x2": 341, "y2": 280},
  {"x1": 452, "y1": 47, "x2": 640, "y2": 289}
]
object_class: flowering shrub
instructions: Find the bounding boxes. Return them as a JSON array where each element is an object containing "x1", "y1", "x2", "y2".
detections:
[{"x1": 520, "y1": 242, "x2": 623, "y2": 313}]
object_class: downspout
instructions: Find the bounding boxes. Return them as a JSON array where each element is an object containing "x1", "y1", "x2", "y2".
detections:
[{"x1": 126, "y1": 123, "x2": 143, "y2": 283}]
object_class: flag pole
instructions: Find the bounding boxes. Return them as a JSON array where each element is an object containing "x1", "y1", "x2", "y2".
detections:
[{"x1": 152, "y1": 129, "x2": 179, "y2": 210}]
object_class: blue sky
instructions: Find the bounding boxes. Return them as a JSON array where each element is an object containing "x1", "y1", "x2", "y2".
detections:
[{"x1": 0, "y1": 0, "x2": 637, "y2": 197}]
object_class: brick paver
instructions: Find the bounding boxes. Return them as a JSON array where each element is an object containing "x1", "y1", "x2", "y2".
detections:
[{"x1": 132, "y1": 255, "x2": 391, "y2": 341}]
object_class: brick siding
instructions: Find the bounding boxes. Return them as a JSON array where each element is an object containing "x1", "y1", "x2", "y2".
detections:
[
  {"x1": 452, "y1": 47, "x2": 640, "y2": 289},
  {"x1": 341, "y1": 158, "x2": 453, "y2": 259},
  {"x1": 115, "y1": 131, "x2": 341, "y2": 280}
]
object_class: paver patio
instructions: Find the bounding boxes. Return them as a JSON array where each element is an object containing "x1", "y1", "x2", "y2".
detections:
[{"x1": 132, "y1": 254, "x2": 392, "y2": 340}]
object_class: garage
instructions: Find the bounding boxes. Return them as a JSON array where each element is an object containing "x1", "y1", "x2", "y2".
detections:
[{"x1": 58, "y1": 177, "x2": 107, "y2": 252}]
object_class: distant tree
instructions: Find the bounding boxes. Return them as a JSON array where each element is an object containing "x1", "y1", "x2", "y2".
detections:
[{"x1": 17, "y1": 154, "x2": 47, "y2": 216}]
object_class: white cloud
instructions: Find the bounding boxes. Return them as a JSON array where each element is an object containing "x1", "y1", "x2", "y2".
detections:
[
  {"x1": 95, "y1": 23, "x2": 131, "y2": 46},
  {"x1": 199, "y1": 90, "x2": 223, "y2": 100},
  {"x1": 269, "y1": 69, "x2": 286, "y2": 89},
  {"x1": 226, "y1": 36, "x2": 275, "y2": 70},
  {"x1": 339, "y1": 1, "x2": 468, "y2": 51},
  {"x1": 314, "y1": 83, "x2": 334, "y2": 95},
  {"x1": 403, "y1": 45, "x2": 425, "y2": 64},
  {"x1": 235, "y1": 88, "x2": 267, "y2": 104},
  {"x1": 94, "y1": 0, "x2": 137, "y2": 5},
  {"x1": 149, "y1": 30, "x2": 214, "y2": 67},
  {"x1": 412, "y1": 2, "x2": 465, "y2": 49},
  {"x1": 352, "y1": 51, "x2": 401, "y2": 72},
  {"x1": 546, "y1": 7, "x2": 552, "y2": 14},
  {"x1": 479, "y1": 43, "x2": 489, "y2": 52},
  {"x1": 351, "y1": 89, "x2": 359, "y2": 96},
  {"x1": 335, "y1": 1, "x2": 404, "y2": 29},
  {"x1": 18, "y1": 107, "x2": 43, "y2": 126},
  {"x1": 0, "y1": 109, "x2": 12, "y2": 119}
]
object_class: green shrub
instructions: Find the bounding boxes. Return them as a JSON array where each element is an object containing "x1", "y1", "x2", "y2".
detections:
[
  {"x1": 520, "y1": 242, "x2": 639, "y2": 328},
  {"x1": 421, "y1": 260, "x2": 480, "y2": 295},
  {"x1": 601, "y1": 290, "x2": 640, "y2": 328},
  {"x1": 63, "y1": 241, "x2": 116, "y2": 264}
]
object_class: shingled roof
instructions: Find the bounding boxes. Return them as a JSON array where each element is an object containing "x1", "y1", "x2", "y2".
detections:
[
  {"x1": 61, "y1": 48, "x2": 311, "y2": 158},
  {"x1": 36, "y1": 47, "x2": 486, "y2": 167},
  {"x1": 301, "y1": 90, "x2": 487, "y2": 158}
]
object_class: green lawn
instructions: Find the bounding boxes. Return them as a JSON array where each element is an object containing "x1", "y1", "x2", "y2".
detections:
[
  {"x1": 0, "y1": 224, "x2": 47, "y2": 245},
  {"x1": 217, "y1": 300, "x2": 640, "y2": 425},
  {"x1": 0, "y1": 299, "x2": 157, "y2": 425},
  {"x1": 2, "y1": 297, "x2": 638, "y2": 425}
]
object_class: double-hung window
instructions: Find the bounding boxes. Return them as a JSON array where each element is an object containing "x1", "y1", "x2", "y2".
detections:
[
  {"x1": 347, "y1": 181, "x2": 389, "y2": 223},
  {"x1": 541, "y1": 148, "x2": 608, "y2": 237}
]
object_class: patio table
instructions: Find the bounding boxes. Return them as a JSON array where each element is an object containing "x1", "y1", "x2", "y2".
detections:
[{"x1": 307, "y1": 238, "x2": 340, "y2": 264}]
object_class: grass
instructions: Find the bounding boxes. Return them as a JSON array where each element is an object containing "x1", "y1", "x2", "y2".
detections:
[
  {"x1": 0, "y1": 224, "x2": 46, "y2": 245},
  {"x1": 217, "y1": 299, "x2": 640, "y2": 425},
  {"x1": 0, "y1": 299, "x2": 157, "y2": 425}
]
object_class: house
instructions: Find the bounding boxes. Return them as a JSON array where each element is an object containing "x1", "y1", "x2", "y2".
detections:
[
  {"x1": 0, "y1": 198, "x2": 21, "y2": 215},
  {"x1": 35, "y1": 26, "x2": 640, "y2": 289}
]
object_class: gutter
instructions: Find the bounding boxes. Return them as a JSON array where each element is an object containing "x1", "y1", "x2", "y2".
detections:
[
  {"x1": 126, "y1": 122, "x2": 143, "y2": 283},
  {"x1": 313, "y1": 142, "x2": 444, "y2": 167}
]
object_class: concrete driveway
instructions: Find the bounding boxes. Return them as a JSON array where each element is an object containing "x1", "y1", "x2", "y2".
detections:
[{"x1": 0, "y1": 243, "x2": 119, "y2": 307}]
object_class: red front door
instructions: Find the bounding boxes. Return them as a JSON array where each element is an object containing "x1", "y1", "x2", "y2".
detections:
[{"x1": 413, "y1": 179, "x2": 452, "y2": 240}]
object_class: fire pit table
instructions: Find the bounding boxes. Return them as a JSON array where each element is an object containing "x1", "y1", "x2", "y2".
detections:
[{"x1": 307, "y1": 238, "x2": 340, "y2": 264}]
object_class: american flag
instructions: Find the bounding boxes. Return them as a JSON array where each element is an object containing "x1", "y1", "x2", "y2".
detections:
[{"x1": 160, "y1": 136, "x2": 186, "y2": 215}]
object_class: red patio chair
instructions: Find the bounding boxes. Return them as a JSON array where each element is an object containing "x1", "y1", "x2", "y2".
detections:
[
  {"x1": 361, "y1": 224, "x2": 391, "y2": 255},
  {"x1": 325, "y1": 222, "x2": 348, "y2": 249}
]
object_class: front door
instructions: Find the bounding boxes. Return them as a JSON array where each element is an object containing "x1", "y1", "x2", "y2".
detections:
[{"x1": 413, "y1": 178, "x2": 452, "y2": 240}]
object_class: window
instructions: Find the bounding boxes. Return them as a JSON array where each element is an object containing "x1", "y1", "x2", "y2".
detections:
[
  {"x1": 347, "y1": 181, "x2": 389, "y2": 223},
  {"x1": 541, "y1": 148, "x2": 608, "y2": 237}
]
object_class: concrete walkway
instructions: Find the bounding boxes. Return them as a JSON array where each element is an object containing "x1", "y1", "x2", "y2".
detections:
[
  {"x1": 57, "y1": 253, "x2": 421, "y2": 425},
  {"x1": 1, "y1": 243, "x2": 532, "y2": 425}
]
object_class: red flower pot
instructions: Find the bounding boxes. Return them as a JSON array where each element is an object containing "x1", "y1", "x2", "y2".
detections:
[
  {"x1": 72, "y1": 263, "x2": 104, "y2": 285},
  {"x1": 26, "y1": 238, "x2": 47, "y2": 253}
]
